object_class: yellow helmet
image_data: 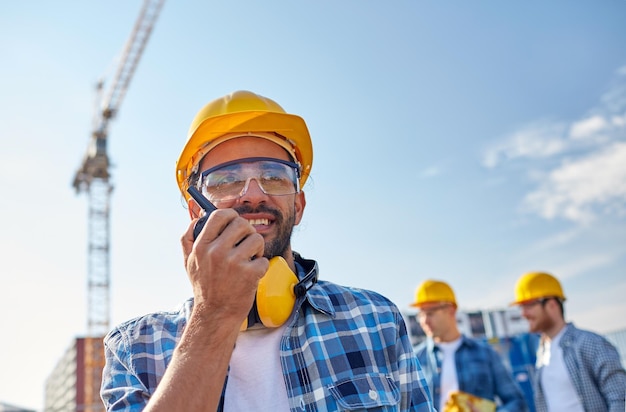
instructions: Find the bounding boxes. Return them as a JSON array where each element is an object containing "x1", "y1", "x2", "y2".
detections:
[
  {"x1": 410, "y1": 279, "x2": 457, "y2": 308},
  {"x1": 512, "y1": 272, "x2": 566, "y2": 305},
  {"x1": 175, "y1": 90, "x2": 313, "y2": 201}
]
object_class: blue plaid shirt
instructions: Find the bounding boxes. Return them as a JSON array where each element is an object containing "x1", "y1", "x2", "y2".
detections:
[
  {"x1": 534, "y1": 323, "x2": 626, "y2": 412},
  {"x1": 101, "y1": 256, "x2": 435, "y2": 411},
  {"x1": 415, "y1": 336, "x2": 528, "y2": 412}
]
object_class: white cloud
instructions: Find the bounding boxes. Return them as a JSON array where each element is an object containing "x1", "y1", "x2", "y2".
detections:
[
  {"x1": 484, "y1": 66, "x2": 626, "y2": 223},
  {"x1": 600, "y1": 70, "x2": 626, "y2": 113},
  {"x1": 548, "y1": 253, "x2": 617, "y2": 281},
  {"x1": 569, "y1": 115, "x2": 608, "y2": 140},
  {"x1": 526, "y1": 228, "x2": 581, "y2": 252},
  {"x1": 483, "y1": 121, "x2": 567, "y2": 168},
  {"x1": 523, "y1": 142, "x2": 626, "y2": 223},
  {"x1": 611, "y1": 112, "x2": 626, "y2": 127},
  {"x1": 419, "y1": 166, "x2": 442, "y2": 178}
]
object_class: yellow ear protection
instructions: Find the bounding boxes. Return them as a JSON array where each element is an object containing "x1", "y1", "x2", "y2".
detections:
[{"x1": 242, "y1": 254, "x2": 318, "y2": 330}]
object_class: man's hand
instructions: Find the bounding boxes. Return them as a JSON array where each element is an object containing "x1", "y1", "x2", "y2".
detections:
[{"x1": 181, "y1": 208, "x2": 269, "y2": 329}]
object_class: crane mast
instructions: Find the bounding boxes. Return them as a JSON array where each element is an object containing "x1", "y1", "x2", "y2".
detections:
[{"x1": 72, "y1": 0, "x2": 165, "y2": 338}]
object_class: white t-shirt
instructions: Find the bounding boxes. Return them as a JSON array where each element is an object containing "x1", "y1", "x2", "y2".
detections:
[
  {"x1": 224, "y1": 323, "x2": 290, "y2": 411},
  {"x1": 437, "y1": 337, "x2": 462, "y2": 412},
  {"x1": 540, "y1": 329, "x2": 584, "y2": 412}
]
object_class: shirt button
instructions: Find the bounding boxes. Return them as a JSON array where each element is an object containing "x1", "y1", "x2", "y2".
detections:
[{"x1": 369, "y1": 390, "x2": 378, "y2": 400}]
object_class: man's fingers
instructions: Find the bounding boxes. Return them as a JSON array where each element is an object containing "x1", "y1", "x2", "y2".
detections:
[{"x1": 181, "y1": 219, "x2": 198, "y2": 263}]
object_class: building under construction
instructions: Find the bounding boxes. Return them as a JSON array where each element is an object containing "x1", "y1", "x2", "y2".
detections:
[{"x1": 43, "y1": 337, "x2": 105, "y2": 412}]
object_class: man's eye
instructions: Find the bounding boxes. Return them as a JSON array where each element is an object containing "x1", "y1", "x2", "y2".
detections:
[
  {"x1": 213, "y1": 173, "x2": 238, "y2": 183},
  {"x1": 262, "y1": 174, "x2": 285, "y2": 182},
  {"x1": 261, "y1": 168, "x2": 289, "y2": 179}
]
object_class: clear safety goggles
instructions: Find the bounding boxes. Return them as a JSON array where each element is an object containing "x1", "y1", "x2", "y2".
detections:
[
  {"x1": 519, "y1": 298, "x2": 552, "y2": 310},
  {"x1": 199, "y1": 157, "x2": 300, "y2": 203},
  {"x1": 417, "y1": 304, "x2": 452, "y2": 319}
]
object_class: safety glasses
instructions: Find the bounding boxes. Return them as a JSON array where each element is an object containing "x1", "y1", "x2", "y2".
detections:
[
  {"x1": 199, "y1": 157, "x2": 300, "y2": 203},
  {"x1": 519, "y1": 298, "x2": 550, "y2": 310},
  {"x1": 417, "y1": 304, "x2": 452, "y2": 319}
]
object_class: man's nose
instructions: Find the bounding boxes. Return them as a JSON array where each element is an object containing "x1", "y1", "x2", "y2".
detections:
[{"x1": 239, "y1": 177, "x2": 268, "y2": 201}]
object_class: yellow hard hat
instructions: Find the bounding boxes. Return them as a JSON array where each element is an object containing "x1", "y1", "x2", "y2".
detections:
[
  {"x1": 410, "y1": 279, "x2": 457, "y2": 308},
  {"x1": 176, "y1": 90, "x2": 313, "y2": 201},
  {"x1": 512, "y1": 272, "x2": 566, "y2": 305}
]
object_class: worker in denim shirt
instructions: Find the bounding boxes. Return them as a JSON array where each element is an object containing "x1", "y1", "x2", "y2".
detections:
[{"x1": 411, "y1": 279, "x2": 528, "y2": 412}]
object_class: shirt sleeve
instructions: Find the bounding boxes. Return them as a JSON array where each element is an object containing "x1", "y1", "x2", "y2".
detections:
[
  {"x1": 587, "y1": 335, "x2": 626, "y2": 412},
  {"x1": 488, "y1": 346, "x2": 529, "y2": 412},
  {"x1": 100, "y1": 330, "x2": 151, "y2": 411},
  {"x1": 395, "y1": 311, "x2": 436, "y2": 412}
]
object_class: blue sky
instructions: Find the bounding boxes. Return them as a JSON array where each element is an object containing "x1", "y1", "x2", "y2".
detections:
[{"x1": 2, "y1": 1, "x2": 626, "y2": 410}]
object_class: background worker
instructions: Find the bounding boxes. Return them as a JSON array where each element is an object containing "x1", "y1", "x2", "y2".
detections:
[
  {"x1": 512, "y1": 272, "x2": 626, "y2": 412},
  {"x1": 100, "y1": 90, "x2": 435, "y2": 411},
  {"x1": 411, "y1": 279, "x2": 528, "y2": 412}
]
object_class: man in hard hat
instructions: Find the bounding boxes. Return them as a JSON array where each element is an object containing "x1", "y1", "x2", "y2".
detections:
[
  {"x1": 512, "y1": 272, "x2": 626, "y2": 412},
  {"x1": 100, "y1": 90, "x2": 435, "y2": 411},
  {"x1": 411, "y1": 279, "x2": 528, "y2": 412}
]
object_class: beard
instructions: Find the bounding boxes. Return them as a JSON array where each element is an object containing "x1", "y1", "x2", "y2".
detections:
[
  {"x1": 234, "y1": 203, "x2": 295, "y2": 259},
  {"x1": 528, "y1": 310, "x2": 554, "y2": 333}
]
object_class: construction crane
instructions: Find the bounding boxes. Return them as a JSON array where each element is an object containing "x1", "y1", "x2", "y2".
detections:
[{"x1": 72, "y1": 0, "x2": 165, "y2": 338}]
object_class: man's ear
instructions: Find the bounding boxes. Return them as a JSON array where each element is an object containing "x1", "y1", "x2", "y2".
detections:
[
  {"x1": 294, "y1": 191, "x2": 306, "y2": 225},
  {"x1": 188, "y1": 198, "x2": 202, "y2": 220}
]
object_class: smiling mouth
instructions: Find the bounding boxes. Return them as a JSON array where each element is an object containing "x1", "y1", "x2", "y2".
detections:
[{"x1": 248, "y1": 218, "x2": 270, "y2": 226}]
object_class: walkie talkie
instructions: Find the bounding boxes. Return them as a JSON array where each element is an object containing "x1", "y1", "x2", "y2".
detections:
[{"x1": 187, "y1": 186, "x2": 217, "y2": 240}]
